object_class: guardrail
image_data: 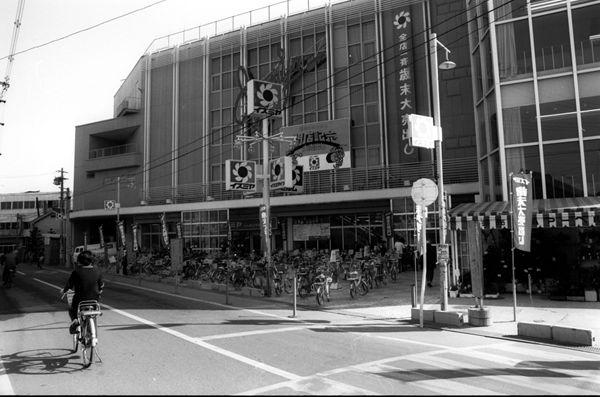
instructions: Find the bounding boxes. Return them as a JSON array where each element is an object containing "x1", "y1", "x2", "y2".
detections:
[{"x1": 89, "y1": 143, "x2": 137, "y2": 160}]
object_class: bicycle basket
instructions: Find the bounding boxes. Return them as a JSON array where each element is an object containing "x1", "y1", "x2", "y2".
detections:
[{"x1": 347, "y1": 271, "x2": 359, "y2": 281}]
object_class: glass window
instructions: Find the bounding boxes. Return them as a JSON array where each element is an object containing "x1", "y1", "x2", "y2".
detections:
[
  {"x1": 353, "y1": 148, "x2": 366, "y2": 167},
  {"x1": 487, "y1": 94, "x2": 499, "y2": 149},
  {"x1": 538, "y1": 76, "x2": 576, "y2": 115},
  {"x1": 490, "y1": 151, "x2": 502, "y2": 200},
  {"x1": 493, "y1": 0, "x2": 527, "y2": 21},
  {"x1": 544, "y1": 141, "x2": 583, "y2": 198},
  {"x1": 584, "y1": 139, "x2": 600, "y2": 196},
  {"x1": 477, "y1": 103, "x2": 487, "y2": 155},
  {"x1": 578, "y1": 71, "x2": 600, "y2": 111},
  {"x1": 572, "y1": 4, "x2": 600, "y2": 69},
  {"x1": 502, "y1": 83, "x2": 537, "y2": 144},
  {"x1": 582, "y1": 110, "x2": 600, "y2": 138},
  {"x1": 532, "y1": 11, "x2": 572, "y2": 75},
  {"x1": 506, "y1": 145, "x2": 543, "y2": 199},
  {"x1": 540, "y1": 113, "x2": 578, "y2": 141},
  {"x1": 481, "y1": 157, "x2": 490, "y2": 201},
  {"x1": 496, "y1": 19, "x2": 532, "y2": 80},
  {"x1": 473, "y1": 47, "x2": 483, "y2": 100},
  {"x1": 347, "y1": 24, "x2": 360, "y2": 44},
  {"x1": 482, "y1": 36, "x2": 494, "y2": 92}
]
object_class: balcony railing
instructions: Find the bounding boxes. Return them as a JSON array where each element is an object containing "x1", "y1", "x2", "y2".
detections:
[
  {"x1": 142, "y1": 156, "x2": 478, "y2": 205},
  {"x1": 116, "y1": 96, "x2": 141, "y2": 116},
  {"x1": 89, "y1": 143, "x2": 137, "y2": 160}
]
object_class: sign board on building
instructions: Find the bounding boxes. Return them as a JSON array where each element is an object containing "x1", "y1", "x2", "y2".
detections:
[
  {"x1": 104, "y1": 200, "x2": 116, "y2": 211},
  {"x1": 282, "y1": 119, "x2": 351, "y2": 171},
  {"x1": 280, "y1": 165, "x2": 304, "y2": 193},
  {"x1": 269, "y1": 156, "x2": 293, "y2": 190},
  {"x1": 247, "y1": 79, "x2": 283, "y2": 116},
  {"x1": 225, "y1": 160, "x2": 257, "y2": 191}
]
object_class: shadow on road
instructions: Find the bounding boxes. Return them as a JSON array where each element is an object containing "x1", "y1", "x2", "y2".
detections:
[
  {"x1": 1, "y1": 348, "x2": 85, "y2": 375},
  {"x1": 375, "y1": 366, "x2": 577, "y2": 383},
  {"x1": 104, "y1": 318, "x2": 331, "y2": 331},
  {"x1": 310, "y1": 322, "x2": 437, "y2": 334}
]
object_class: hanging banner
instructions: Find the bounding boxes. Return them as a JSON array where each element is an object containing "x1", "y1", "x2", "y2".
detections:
[
  {"x1": 99, "y1": 225, "x2": 105, "y2": 248},
  {"x1": 132, "y1": 224, "x2": 139, "y2": 252},
  {"x1": 160, "y1": 213, "x2": 170, "y2": 247},
  {"x1": 176, "y1": 222, "x2": 182, "y2": 240},
  {"x1": 118, "y1": 220, "x2": 126, "y2": 247},
  {"x1": 84, "y1": 233, "x2": 88, "y2": 250},
  {"x1": 511, "y1": 172, "x2": 533, "y2": 252},
  {"x1": 269, "y1": 156, "x2": 294, "y2": 189},
  {"x1": 385, "y1": 212, "x2": 393, "y2": 238},
  {"x1": 259, "y1": 204, "x2": 270, "y2": 249},
  {"x1": 415, "y1": 204, "x2": 427, "y2": 255},
  {"x1": 280, "y1": 165, "x2": 304, "y2": 193}
]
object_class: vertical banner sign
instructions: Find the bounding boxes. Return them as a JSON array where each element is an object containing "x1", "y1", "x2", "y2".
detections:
[
  {"x1": 259, "y1": 204, "x2": 269, "y2": 249},
  {"x1": 385, "y1": 212, "x2": 393, "y2": 238},
  {"x1": 383, "y1": 6, "x2": 419, "y2": 163},
  {"x1": 160, "y1": 213, "x2": 170, "y2": 247},
  {"x1": 98, "y1": 225, "x2": 105, "y2": 248},
  {"x1": 176, "y1": 222, "x2": 182, "y2": 240},
  {"x1": 132, "y1": 224, "x2": 139, "y2": 252},
  {"x1": 511, "y1": 173, "x2": 533, "y2": 251},
  {"x1": 415, "y1": 205, "x2": 427, "y2": 255},
  {"x1": 118, "y1": 220, "x2": 126, "y2": 246},
  {"x1": 84, "y1": 232, "x2": 88, "y2": 250}
]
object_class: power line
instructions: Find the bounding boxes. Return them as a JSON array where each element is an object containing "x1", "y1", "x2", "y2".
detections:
[
  {"x1": 75, "y1": 0, "x2": 524, "y2": 200},
  {"x1": 0, "y1": 0, "x2": 169, "y2": 62}
]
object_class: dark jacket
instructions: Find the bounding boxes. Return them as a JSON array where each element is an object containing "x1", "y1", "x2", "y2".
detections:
[{"x1": 62, "y1": 265, "x2": 104, "y2": 302}]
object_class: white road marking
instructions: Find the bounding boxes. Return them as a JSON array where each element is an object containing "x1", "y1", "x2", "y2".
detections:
[
  {"x1": 33, "y1": 278, "x2": 302, "y2": 381},
  {"x1": 406, "y1": 353, "x2": 597, "y2": 395},
  {"x1": 16, "y1": 271, "x2": 25, "y2": 276},
  {"x1": 0, "y1": 360, "x2": 15, "y2": 396}
]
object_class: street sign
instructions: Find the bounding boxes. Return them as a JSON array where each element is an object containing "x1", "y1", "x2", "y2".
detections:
[
  {"x1": 407, "y1": 114, "x2": 439, "y2": 149},
  {"x1": 104, "y1": 200, "x2": 116, "y2": 211},
  {"x1": 411, "y1": 178, "x2": 438, "y2": 206},
  {"x1": 437, "y1": 243, "x2": 450, "y2": 262}
]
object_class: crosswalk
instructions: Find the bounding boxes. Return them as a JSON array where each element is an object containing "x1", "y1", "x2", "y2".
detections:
[{"x1": 238, "y1": 340, "x2": 600, "y2": 395}]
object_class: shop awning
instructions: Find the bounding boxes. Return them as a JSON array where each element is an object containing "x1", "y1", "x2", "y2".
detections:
[{"x1": 449, "y1": 197, "x2": 600, "y2": 230}]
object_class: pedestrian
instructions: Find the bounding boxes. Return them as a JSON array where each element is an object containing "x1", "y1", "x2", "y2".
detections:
[
  {"x1": 122, "y1": 249, "x2": 128, "y2": 275},
  {"x1": 426, "y1": 241, "x2": 436, "y2": 287},
  {"x1": 395, "y1": 237, "x2": 406, "y2": 258},
  {"x1": 37, "y1": 253, "x2": 44, "y2": 269}
]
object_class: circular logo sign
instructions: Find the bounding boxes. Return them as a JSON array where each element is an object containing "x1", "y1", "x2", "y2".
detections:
[{"x1": 411, "y1": 178, "x2": 438, "y2": 206}]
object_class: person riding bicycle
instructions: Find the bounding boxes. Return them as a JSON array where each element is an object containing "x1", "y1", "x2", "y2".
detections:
[
  {"x1": 62, "y1": 250, "x2": 104, "y2": 334},
  {"x1": 2, "y1": 249, "x2": 18, "y2": 287}
]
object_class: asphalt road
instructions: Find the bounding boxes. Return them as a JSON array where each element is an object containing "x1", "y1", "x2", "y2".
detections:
[{"x1": 1, "y1": 266, "x2": 599, "y2": 395}]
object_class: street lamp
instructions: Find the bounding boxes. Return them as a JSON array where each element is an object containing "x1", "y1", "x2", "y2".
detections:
[{"x1": 430, "y1": 32, "x2": 455, "y2": 311}]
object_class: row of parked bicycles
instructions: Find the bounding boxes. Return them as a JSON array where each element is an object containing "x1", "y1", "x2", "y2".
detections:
[{"x1": 96, "y1": 249, "x2": 405, "y2": 306}]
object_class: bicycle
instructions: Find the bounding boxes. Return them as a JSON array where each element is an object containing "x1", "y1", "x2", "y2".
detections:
[
  {"x1": 313, "y1": 269, "x2": 333, "y2": 306},
  {"x1": 61, "y1": 290, "x2": 102, "y2": 368},
  {"x1": 347, "y1": 269, "x2": 369, "y2": 299}
]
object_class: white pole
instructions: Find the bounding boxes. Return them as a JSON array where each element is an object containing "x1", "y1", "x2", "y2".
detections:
[
  {"x1": 419, "y1": 205, "x2": 427, "y2": 328},
  {"x1": 431, "y1": 33, "x2": 449, "y2": 311},
  {"x1": 262, "y1": 118, "x2": 273, "y2": 296}
]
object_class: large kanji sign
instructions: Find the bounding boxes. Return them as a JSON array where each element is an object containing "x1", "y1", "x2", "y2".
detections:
[{"x1": 511, "y1": 172, "x2": 533, "y2": 252}]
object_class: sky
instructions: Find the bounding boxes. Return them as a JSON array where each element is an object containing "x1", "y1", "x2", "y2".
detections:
[{"x1": 0, "y1": 0, "x2": 296, "y2": 194}]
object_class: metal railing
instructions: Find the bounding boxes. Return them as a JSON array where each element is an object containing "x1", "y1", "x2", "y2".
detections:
[
  {"x1": 143, "y1": 156, "x2": 478, "y2": 205},
  {"x1": 144, "y1": 0, "x2": 347, "y2": 54},
  {"x1": 89, "y1": 143, "x2": 137, "y2": 160}
]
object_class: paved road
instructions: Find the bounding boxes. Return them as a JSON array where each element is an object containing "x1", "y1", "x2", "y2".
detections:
[{"x1": 1, "y1": 266, "x2": 599, "y2": 395}]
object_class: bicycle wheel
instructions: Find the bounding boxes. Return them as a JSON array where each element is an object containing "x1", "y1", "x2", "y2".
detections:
[
  {"x1": 316, "y1": 286, "x2": 323, "y2": 306},
  {"x1": 390, "y1": 268, "x2": 398, "y2": 282},
  {"x1": 283, "y1": 278, "x2": 292, "y2": 294},
  {"x1": 81, "y1": 319, "x2": 94, "y2": 368},
  {"x1": 349, "y1": 281, "x2": 356, "y2": 299},
  {"x1": 358, "y1": 280, "x2": 369, "y2": 296}
]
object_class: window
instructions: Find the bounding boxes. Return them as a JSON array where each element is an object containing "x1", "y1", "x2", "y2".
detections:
[
  {"x1": 496, "y1": 19, "x2": 532, "y2": 80},
  {"x1": 572, "y1": 4, "x2": 600, "y2": 69},
  {"x1": 493, "y1": 0, "x2": 527, "y2": 22},
  {"x1": 532, "y1": 11, "x2": 572, "y2": 75},
  {"x1": 538, "y1": 76, "x2": 576, "y2": 115},
  {"x1": 578, "y1": 71, "x2": 600, "y2": 111},
  {"x1": 506, "y1": 145, "x2": 543, "y2": 199},
  {"x1": 540, "y1": 113, "x2": 578, "y2": 141},
  {"x1": 0, "y1": 202, "x2": 10, "y2": 210},
  {"x1": 543, "y1": 141, "x2": 583, "y2": 198},
  {"x1": 584, "y1": 139, "x2": 600, "y2": 196}
]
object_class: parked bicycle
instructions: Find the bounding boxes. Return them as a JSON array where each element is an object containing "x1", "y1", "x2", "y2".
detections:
[
  {"x1": 312, "y1": 267, "x2": 333, "y2": 306},
  {"x1": 347, "y1": 268, "x2": 369, "y2": 299},
  {"x1": 61, "y1": 290, "x2": 102, "y2": 368}
]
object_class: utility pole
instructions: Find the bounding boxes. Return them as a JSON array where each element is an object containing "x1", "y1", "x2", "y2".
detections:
[{"x1": 54, "y1": 168, "x2": 68, "y2": 267}]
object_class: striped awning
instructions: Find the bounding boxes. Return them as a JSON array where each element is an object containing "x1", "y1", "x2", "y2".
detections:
[{"x1": 449, "y1": 197, "x2": 600, "y2": 230}]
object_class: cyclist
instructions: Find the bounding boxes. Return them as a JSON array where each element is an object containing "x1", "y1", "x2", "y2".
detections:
[
  {"x1": 61, "y1": 250, "x2": 104, "y2": 334},
  {"x1": 2, "y1": 249, "x2": 18, "y2": 287}
]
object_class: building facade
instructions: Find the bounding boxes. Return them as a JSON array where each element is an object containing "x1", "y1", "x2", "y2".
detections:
[
  {"x1": 451, "y1": 0, "x2": 600, "y2": 297},
  {"x1": 71, "y1": 0, "x2": 478, "y2": 268},
  {"x1": 0, "y1": 191, "x2": 61, "y2": 255}
]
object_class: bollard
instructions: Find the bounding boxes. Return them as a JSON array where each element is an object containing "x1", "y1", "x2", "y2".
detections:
[{"x1": 411, "y1": 284, "x2": 417, "y2": 308}]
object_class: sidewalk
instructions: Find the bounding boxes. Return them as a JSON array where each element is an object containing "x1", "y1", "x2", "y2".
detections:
[{"x1": 40, "y1": 262, "x2": 600, "y2": 348}]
